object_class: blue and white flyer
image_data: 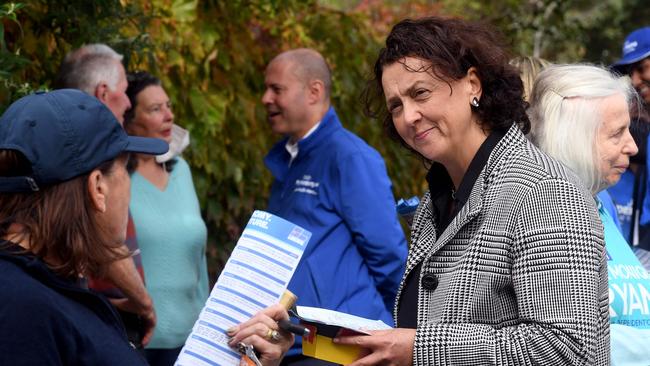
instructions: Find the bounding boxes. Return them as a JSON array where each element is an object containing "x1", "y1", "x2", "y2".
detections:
[{"x1": 175, "y1": 210, "x2": 311, "y2": 366}]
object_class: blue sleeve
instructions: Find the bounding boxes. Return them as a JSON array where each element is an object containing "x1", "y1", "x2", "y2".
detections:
[{"x1": 336, "y1": 151, "x2": 408, "y2": 311}]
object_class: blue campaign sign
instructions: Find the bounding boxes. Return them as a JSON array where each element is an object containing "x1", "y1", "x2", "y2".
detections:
[{"x1": 606, "y1": 212, "x2": 650, "y2": 328}]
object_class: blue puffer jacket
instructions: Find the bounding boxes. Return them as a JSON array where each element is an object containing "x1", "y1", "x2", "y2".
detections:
[
  {"x1": 0, "y1": 243, "x2": 147, "y2": 366},
  {"x1": 265, "y1": 107, "x2": 408, "y2": 356}
]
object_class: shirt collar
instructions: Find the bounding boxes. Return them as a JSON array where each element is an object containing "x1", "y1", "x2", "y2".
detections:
[
  {"x1": 427, "y1": 128, "x2": 507, "y2": 209},
  {"x1": 455, "y1": 128, "x2": 506, "y2": 204},
  {"x1": 284, "y1": 121, "x2": 321, "y2": 163}
]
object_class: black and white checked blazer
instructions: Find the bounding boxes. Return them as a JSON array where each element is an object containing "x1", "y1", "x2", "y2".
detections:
[{"x1": 395, "y1": 125, "x2": 609, "y2": 365}]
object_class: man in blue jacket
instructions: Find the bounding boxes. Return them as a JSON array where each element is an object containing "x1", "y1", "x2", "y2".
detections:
[{"x1": 262, "y1": 48, "x2": 407, "y2": 365}]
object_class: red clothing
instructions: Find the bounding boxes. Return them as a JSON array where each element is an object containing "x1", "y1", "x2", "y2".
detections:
[{"x1": 88, "y1": 212, "x2": 144, "y2": 297}]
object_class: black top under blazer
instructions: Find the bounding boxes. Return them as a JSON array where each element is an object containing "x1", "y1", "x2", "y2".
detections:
[{"x1": 395, "y1": 124, "x2": 609, "y2": 365}]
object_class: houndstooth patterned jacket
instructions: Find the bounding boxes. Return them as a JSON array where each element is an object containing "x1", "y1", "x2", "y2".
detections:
[{"x1": 395, "y1": 125, "x2": 609, "y2": 365}]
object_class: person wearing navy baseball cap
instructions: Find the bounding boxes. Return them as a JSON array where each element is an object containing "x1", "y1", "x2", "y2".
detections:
[
  {"x1": 612, "y1": 27, "x2": 650, "y2": 104},
  {"x1": 609, "y1": 28, "x2": 650, "y2": 258},
  {"x1": 0, "y1": 89, "x2": 167, "y2": 365}
]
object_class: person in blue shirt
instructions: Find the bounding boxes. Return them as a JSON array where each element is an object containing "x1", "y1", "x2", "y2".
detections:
[{"x1": 261, "y1": 48, "x2": 408, "y2": 365}]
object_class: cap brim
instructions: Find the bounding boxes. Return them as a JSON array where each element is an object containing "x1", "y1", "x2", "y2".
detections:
[
  {"x1": 124, "y1": 136, "x2": 169, "y2": 156},
  {"x1": 611, "y1": 50, "x2": 650, "y2": 71}
]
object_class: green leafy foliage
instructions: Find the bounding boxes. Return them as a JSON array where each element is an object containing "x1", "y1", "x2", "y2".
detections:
[
  {"x1": 2, "y1": 0, "x2": 646, "y2": 279},
  {"x1": 0, "y1": 0, "x2": 427, "y2": 278},
  {"x1": 133, "y1": 1, "x2": 429, "y2": 275},
  {"x1": 1, "y1": 2, "x2": 31, "y2": 103},
  {"x1": 440, "y1": 0, "x2": 650, "y2": 63}
]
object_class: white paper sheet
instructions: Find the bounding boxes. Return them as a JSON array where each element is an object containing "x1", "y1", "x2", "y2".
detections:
[
  {"x1": 175, "y1": 210, "x2": 311, "y2": 366},
  {"x1": 296, "y1": 306, "x2": 392, "y2": 335}
]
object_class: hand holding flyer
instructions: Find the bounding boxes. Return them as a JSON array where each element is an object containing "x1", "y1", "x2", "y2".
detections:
[{"x1": 175, "y1": 211, "x2": 311, "y2": 366}]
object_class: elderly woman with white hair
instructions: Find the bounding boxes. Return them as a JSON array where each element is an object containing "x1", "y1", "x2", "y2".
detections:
[{"x1": 529, "y1": 64, "x2": 650, "y2": 365}]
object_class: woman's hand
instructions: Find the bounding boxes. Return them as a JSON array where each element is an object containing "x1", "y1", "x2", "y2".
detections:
[
  {"x1": 333, "y1": 328, "x2": 416, "y2": 366},
  {"x1": 227, "y1": 304, "x2": 295, "y2": 366}
]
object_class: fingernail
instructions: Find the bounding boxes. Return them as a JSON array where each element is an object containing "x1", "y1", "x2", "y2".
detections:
[
  {"x1": 226, "y1": 326, "x2": 238, "y2": 335},
  {"x1": 332, "y1": 337, "x2": 339, "y2": 343}
]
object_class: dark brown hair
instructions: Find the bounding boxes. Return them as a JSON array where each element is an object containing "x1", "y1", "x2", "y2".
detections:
[
  {"x1": 0, "y1": 150, "x2": 128, "y2": 279},
  {"x1": 124, "y1": 71, "x2": 162, "y2": 127},
  {"x1": 124, "y1": 71, "x2": 176, "y2": 173},
  {"x1": 364, "y1": 17, "x2": 530, "y2": 154}
]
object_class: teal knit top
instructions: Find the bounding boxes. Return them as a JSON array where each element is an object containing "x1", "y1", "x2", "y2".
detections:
[{"x1": 130, "y1": 157, "x2": 209, "y2": 349}]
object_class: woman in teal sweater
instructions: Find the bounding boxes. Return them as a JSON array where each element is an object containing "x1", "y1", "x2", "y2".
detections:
[{"x1": 125, "y1": 71, "x2": 209, "y2": 366}]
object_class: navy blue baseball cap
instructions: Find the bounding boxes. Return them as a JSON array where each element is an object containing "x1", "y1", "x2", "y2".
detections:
[
  {"x1": 0, "y1": 89, "x2": 168, "y2": 192},
  {"x1": 612, "y1": 27, "x2": 650, "y2": 71}
]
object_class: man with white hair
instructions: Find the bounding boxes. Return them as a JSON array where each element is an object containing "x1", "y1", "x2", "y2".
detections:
[
  {"x1": 55, "y1": 44, "x2": 131, "y2": 124},
  {"x1": 54, "y1": 44, "x2": 155, "y2": 348}
]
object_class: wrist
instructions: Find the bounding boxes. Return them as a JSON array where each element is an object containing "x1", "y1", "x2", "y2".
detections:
[{"x1": 136, "y1": 294, "x2": 154, "y2": 315}]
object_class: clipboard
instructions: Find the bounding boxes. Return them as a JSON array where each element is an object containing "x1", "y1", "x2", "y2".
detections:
[{"x1": 292, "y1": 306, "x2": 392, "y2": 365}]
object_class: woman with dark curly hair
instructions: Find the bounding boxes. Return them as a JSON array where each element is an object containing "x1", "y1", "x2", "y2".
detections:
[{"x1": 332, "y1": 17, "x2": 609, "y2": 365}]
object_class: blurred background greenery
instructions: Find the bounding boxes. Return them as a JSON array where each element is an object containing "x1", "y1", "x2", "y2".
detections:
[{"x1": 2, "y1": 0, "x2": 649, "y2": 279}]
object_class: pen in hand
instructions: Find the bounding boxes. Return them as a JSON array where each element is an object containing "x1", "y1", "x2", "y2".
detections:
[
  {"x1": 278, "y1": 289, "x2": 310, "y2": 337},
  {"x1": 278, "y1": 319, "x2": 310, "y2": 337}
]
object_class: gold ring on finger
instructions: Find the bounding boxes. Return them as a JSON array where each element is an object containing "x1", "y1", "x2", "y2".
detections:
[{"x1": 265, "y1": 328, "x2": 281, "y2": 342}]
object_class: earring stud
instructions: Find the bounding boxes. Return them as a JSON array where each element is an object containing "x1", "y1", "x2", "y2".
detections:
[{"x1": 471, "y1": 97, "x2": 480, "y2": 108}]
